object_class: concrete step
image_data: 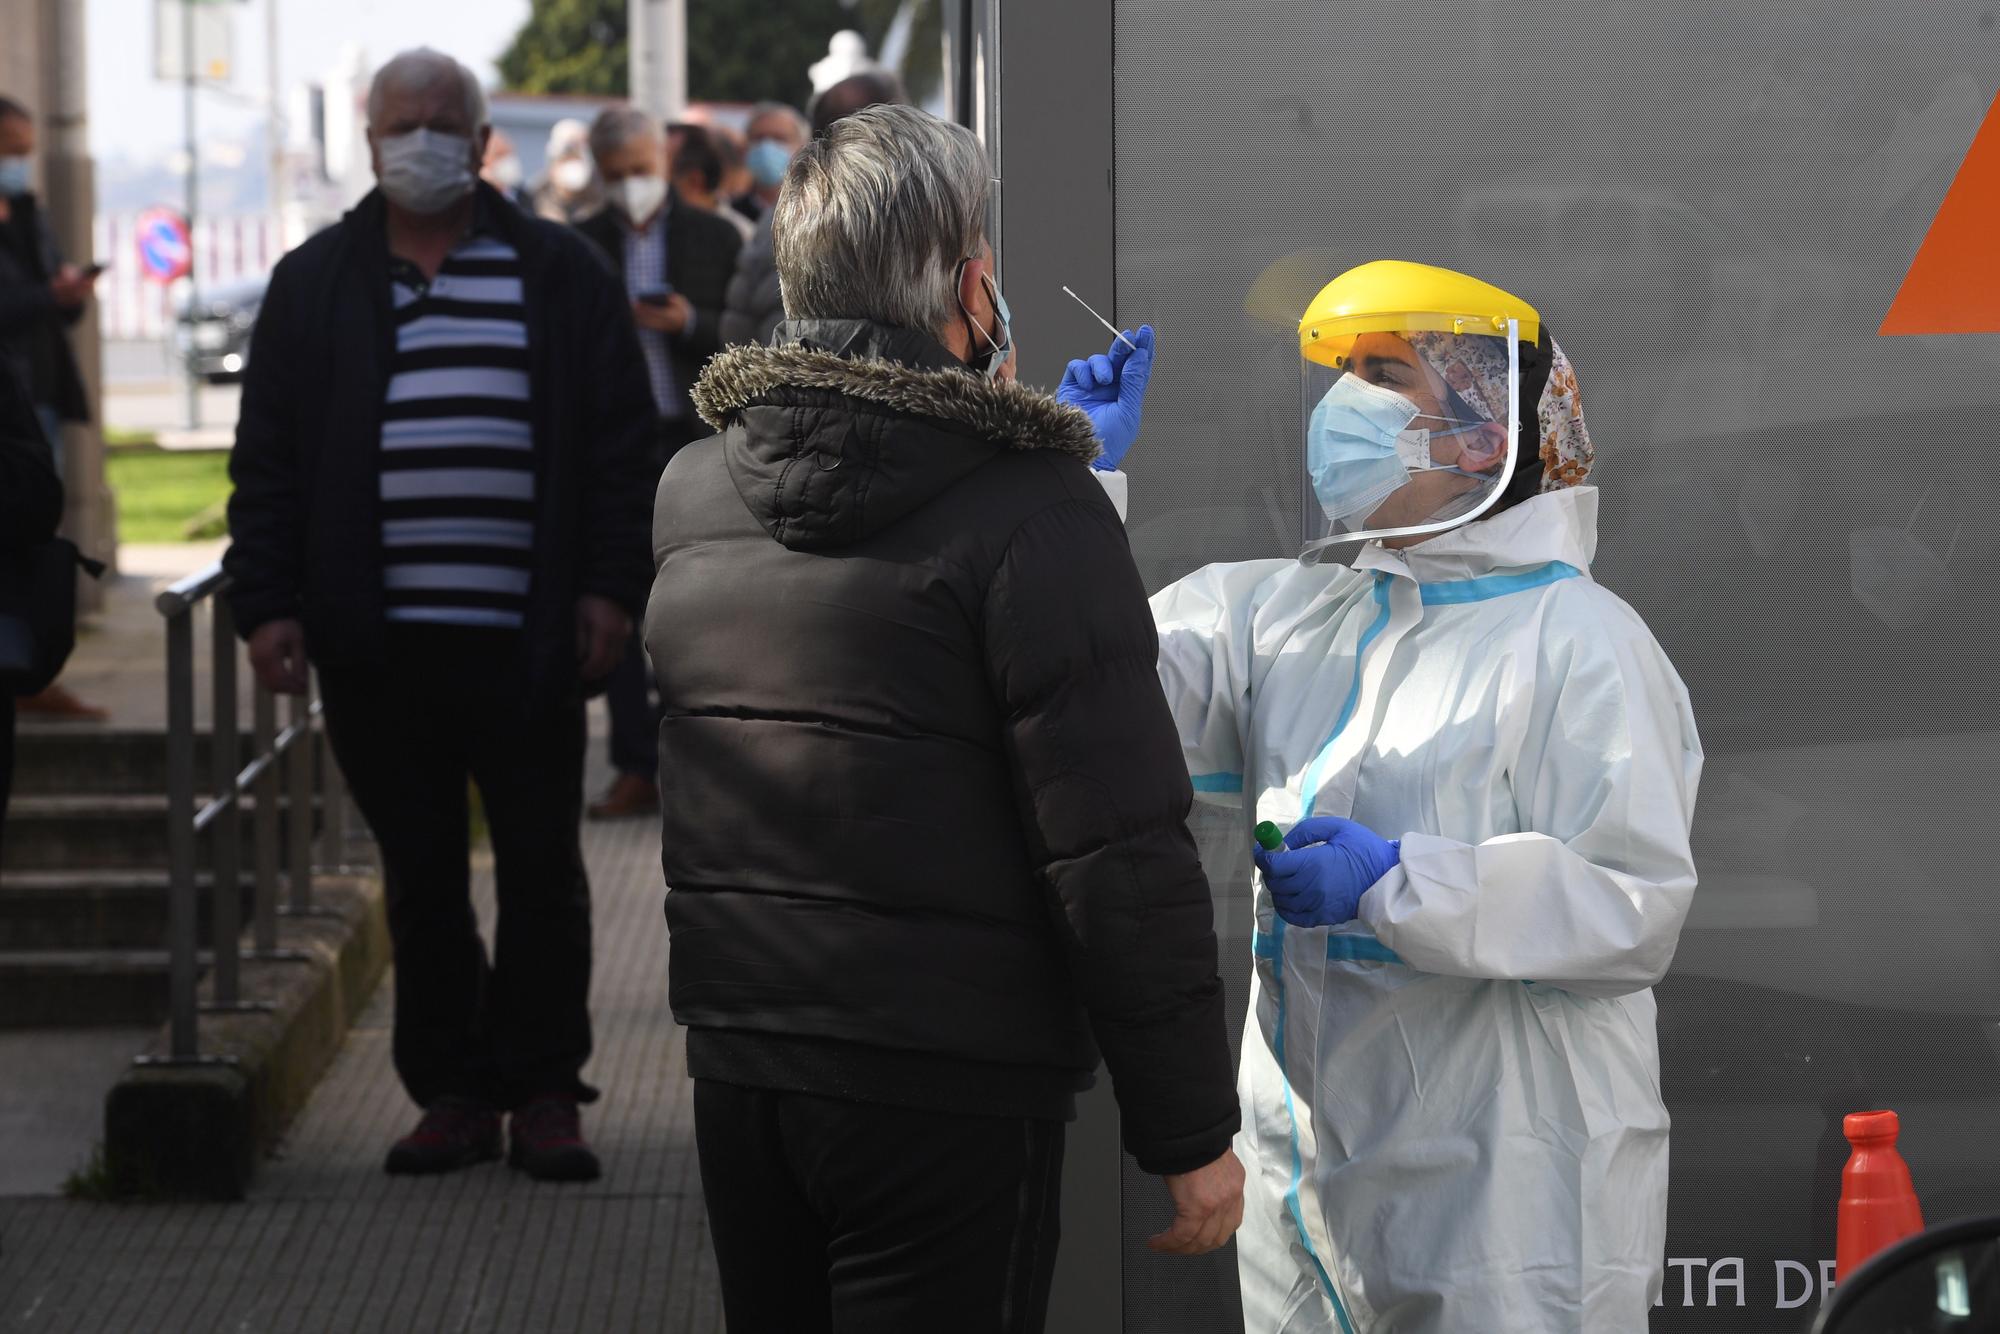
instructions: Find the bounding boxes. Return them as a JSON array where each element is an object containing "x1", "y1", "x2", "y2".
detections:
[
  {"x1": 11, "y1": 727, "x2": 221, "y2": 798},
  {"x1": 14, "y1": 727, "x2": 330, "y2": 799},
  {"x1": 0, "y1": 794, "x2": 318, "y2": 873},
  {"x1": 0, "y1": 950, "x2": 176, "y2": 1028},
  {"x1": 0, "y1": 870, "x2": 264, "y2": 950}
]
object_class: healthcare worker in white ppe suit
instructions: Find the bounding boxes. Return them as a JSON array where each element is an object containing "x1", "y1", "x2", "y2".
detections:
[{"x1": 1067, "y1": 260, "x2": 1704, "y2": 1333}]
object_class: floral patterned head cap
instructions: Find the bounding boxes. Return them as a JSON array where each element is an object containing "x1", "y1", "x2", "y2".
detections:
[{"x1": 1402, "y1": 331, "x2": 1595, "y2": 491}]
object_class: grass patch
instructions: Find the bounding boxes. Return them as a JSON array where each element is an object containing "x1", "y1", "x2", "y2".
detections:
[
  {"x1": 62, "y1": 1144, "x2": 123, "y2": 1201},
  {"x1": 106, "y1": 450, "x2": 233, "y2": 543},
  {"x1": 104, "y1": 425, "x2": 159, "y2": 447}
]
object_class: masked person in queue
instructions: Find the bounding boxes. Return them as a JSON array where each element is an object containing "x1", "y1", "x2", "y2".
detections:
[
  {"x1": 0, "y1": 94, "x2": 104, "y2": 723},
  {"x1": 722, "y1": 90, "x2": 896, "y2": 351},
  {"x1": 224, "y1": 48, "x2": 656, "y2": 1182},
  {"x1": 1070, "y1": 260, "x2": 1703, "y2": 1333},
  {"x1": 530, "y1": 118, "x2": 603, "y2": 226},
  {"x1": 574, "y1": 105, "x2": 743, "y2": 821}
]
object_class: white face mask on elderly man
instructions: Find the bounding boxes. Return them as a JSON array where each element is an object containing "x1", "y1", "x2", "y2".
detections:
[{"x1": 377, "y1": 128, "x2": 477, "y2": 215}]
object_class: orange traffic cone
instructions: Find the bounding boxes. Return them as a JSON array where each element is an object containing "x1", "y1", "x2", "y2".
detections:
[{"x1": 1836, "y1": 1110, "x2": 1925, "y2": 1281}]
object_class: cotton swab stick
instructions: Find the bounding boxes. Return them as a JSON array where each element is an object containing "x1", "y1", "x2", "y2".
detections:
[{"x1": 1062, "y1": 285, "x2": 1140, "y2": 351}]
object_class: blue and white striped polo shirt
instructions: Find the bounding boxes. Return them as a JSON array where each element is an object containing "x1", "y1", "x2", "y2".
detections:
[{"x1": 381, "y1": 229, "x2": 536, "y2": 630}]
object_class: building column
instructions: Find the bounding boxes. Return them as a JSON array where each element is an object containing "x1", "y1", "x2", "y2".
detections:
[
  {"x1": 39, "y1": 0, "x2": 114, "y2": 598},
  {"x1": 628, "y1": 0, "x2": 687, "y2": 123}
]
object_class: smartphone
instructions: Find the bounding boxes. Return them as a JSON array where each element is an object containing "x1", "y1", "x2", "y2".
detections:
[
  {"x1": 80, "y1": 261, "x2": 106, "y2": 278},
  {"x1": 636, "y1": 283, "x2": 674, "y2": 307}
]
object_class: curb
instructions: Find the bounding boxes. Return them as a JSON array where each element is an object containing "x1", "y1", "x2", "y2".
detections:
[{"x1": 103, "y1": 875, "x2": 390, "y2": 1199}]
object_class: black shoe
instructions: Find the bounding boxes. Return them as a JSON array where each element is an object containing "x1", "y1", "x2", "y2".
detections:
[
  {"x1": 509, "y1": 1094, "x2": 602, "y2": 1182},
  {"x1": 384, "y1": 1097, "x2": 503, "y2": 1176}
]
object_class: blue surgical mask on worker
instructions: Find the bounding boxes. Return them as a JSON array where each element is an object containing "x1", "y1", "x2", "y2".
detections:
[
  {"x1": 376, "y1": 128, "x2": 477, "y2": 216},
  {"x1": 0, "y1": 155, "x2": 31, "y2": 197},
  {"x1": 746, "y1": 139, "x2": 792, "y2": 189},
  {"x1": 956, "y1": 260, "x2": 1012, "y2": 380},
  {"x1": 1307, "y1": 374, "x2": 1424, "y2": 520}
]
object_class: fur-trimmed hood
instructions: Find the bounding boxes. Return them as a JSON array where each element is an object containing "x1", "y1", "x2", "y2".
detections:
[{"x1": 689, "y1": 320, "x2": 1101, "y2": 551}]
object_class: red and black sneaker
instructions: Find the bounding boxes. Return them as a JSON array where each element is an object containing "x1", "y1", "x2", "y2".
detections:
[
  {"x1": 509, "y1": 1094, "x2": 602, "y2": 1182},
  {"x1": 384, "y1": 1097, "x2": 503, "y2": 1176}
]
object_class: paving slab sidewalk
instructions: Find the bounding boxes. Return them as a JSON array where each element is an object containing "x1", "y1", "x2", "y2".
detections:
[
  {"x1": 0, "y1": 805, "x2": 720, "y2": 1333},
  {"x1": 3, "y1": 543, "x2": 719, "y2": 1331}
]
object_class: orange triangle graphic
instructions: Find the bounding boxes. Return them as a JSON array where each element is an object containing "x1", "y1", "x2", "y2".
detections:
[{"x1": 1881, "y1": 92, "x2": 2000, "y2": 335}]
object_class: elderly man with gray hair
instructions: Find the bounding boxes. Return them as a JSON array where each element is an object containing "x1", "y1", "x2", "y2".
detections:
[
  {"x1": 647, "y1": 104, "x2": 1243, "y2": 1330},
  {"x1": 224, "y1": 48, "x2": 657, "y2": 1184}
]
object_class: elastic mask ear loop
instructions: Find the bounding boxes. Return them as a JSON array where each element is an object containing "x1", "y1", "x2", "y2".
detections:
[{"x1": 956, "y1": 258, "x2": 1006, "y2": 373}]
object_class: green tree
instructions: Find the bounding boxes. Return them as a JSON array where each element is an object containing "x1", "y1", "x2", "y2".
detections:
[
  {"x1": 496, "y1": 0, "x2": 629, "y2": 96},
  {"x1": 497, "y1": 0, "x2": 944, "y2": 111},
  {"x1": 687, "y1": 0, "x2": 943, "y2": 109}
]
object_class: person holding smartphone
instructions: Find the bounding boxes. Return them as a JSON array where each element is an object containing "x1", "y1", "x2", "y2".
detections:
[
  {"x1": 0, "y1": 93, "x2": 105, "y2": 723},
  {"x1": 575, "y1": 105, "x2": 744, "y2": 821}
]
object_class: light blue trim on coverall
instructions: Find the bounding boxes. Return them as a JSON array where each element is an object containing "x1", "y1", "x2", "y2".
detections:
[{"x1": 1267, "y1": 560, "x2": 1582, "y2": 1324}]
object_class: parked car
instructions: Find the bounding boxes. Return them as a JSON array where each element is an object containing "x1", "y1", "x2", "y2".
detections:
[{"x1": 173, "y1": 275, "x2": 267, "y2": 382}]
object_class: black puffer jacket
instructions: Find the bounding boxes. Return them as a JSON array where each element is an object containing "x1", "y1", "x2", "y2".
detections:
[{"x1": 647, "y1": 320, "x2": 1237, "y2": 1175}]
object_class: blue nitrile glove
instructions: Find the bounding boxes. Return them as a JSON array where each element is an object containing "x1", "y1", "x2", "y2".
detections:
[
  {"x1": 1057, "y1": 324, "x2": 1155, "y2": 471},
  {"x1": 1251, "y1": 816, "x2": 1401, "y2": 928}
]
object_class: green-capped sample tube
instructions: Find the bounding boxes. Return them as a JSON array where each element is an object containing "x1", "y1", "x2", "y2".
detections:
[{"x1": 1254, "y1": 821, "x2": 1284, "y2": 852}]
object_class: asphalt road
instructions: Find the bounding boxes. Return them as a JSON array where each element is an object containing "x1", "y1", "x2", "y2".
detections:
[{"x1": 101, "y1": 339, "x2": 240, "y2": 441}]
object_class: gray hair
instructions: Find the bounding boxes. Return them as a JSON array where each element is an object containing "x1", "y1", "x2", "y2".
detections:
[
  {"x1": 366, "y1": 48, "x2": 487, "y2": 130},
  {"x1": 774, "y1": 105, "x2": 990, "y2": 337},
  {"x1": 748, "y1": 102, "x2": 810, "y2": 147},
  {"x1": 588, "y1": 105, "x2": 661, "y2": 164}
]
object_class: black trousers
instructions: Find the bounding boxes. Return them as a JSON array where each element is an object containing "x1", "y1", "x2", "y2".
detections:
[
  {"x1": 605, "y1": 414, "x2": 699, "y2": 780},
  {"x1": 693, "y1": 1080, "x2": 1065, "y2": 1334},
  {"x1": 318, "y1": 625, "x2": 593, "y2": 1110},
  {"x1": 604, "y1": 633, "x2": 659, "y2": 780}
]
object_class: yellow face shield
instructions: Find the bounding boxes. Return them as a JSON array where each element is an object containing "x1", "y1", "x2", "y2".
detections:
[{"x1": 1296, "y1": 261, "x2": 1540, "y2": 558}]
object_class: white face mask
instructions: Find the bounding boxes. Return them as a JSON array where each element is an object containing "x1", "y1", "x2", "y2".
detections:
[
  {"x1": 376, "y1": 128, "x2": 476, "y2": 215},
  {"x1": 610, "y1": 174, "x2": 667, "y2": 225},
  {"x1": 552, "y1": 156, "x2": 593, "y2": 193}
]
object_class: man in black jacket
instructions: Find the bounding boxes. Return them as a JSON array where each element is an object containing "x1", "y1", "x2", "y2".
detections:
[
  {"x1": 648, "y1": 105, "x2": 1244, "y2": 1332},
  {"x1": 223, "y1": 49, "x2": 656, "y2": 1183},
  {"x1": 0, "y1": 365, "x2": 63, "y2": 850},
  {"x1": 0, "y1": 95, "x2": 104, "y2": 724},
  {"x1": 575, "y1": 106, "x2": 744, "y2": 822}
]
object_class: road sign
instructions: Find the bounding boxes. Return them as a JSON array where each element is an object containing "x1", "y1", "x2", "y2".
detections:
[
  {"x1": 136, "y1": 208, "x2": 194, "y2": 283},
  {"x1": 154, "y1": 0, "x2": 234, "y2": 85}
]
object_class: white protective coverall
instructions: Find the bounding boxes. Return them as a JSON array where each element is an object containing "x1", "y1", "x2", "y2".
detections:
[{"x1": 1147, "y1": 485, "x2": 1702, "y2": 1333}]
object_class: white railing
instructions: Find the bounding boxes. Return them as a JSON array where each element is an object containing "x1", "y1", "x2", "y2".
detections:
[{"x1": 91, "y1": 213, "x2": 288, "y2": 341}]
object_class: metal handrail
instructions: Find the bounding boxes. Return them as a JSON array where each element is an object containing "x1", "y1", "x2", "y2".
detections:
[
  {"x1": 142, "y1": 561, "x2": 352, "y2": 1065},
  {"x1": 154, "y1": 564, "x2": 232, "y2": 619}
]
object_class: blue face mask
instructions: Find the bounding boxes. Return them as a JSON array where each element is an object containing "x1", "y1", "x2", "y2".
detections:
[
  {"x1": 746, "y1": 139, "x2": 792, "y2": 189},
  {"x1": 1307, "y1": 374, "x2": 1421, "y2": 521},
  {"x1": 0, "y1": 156, "x2": 32, "y2": 197}
]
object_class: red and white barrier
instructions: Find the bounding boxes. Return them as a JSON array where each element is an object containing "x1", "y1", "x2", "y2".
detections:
[{"x1": 92, "y1": 213, "x2": 287, "y2": 340}]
